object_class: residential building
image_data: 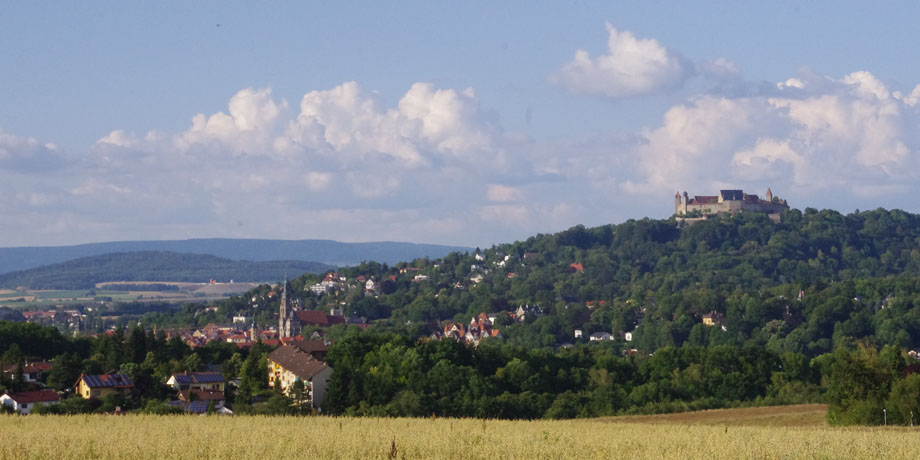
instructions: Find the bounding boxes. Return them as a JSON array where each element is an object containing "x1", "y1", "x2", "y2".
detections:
[
  {"x1": 702, "y1": 311, "x2": 726, "y2": 328},
  {"x1": 266, "y1": 345, "x2": 333, "y2": 410},
  {"x1": 166, "y1": 372, "x2": 226, "y2": 392},
  {"x1": 0, "y1": 390, "x2": 60, "y2": 414},
  {"x1": 74, "y1": 373, "x2": 134, "y2": 399}
]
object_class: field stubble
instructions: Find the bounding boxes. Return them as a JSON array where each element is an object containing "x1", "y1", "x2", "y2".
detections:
[{"x1": 1, "y1": 412, "x2": 918, "y2": 460}]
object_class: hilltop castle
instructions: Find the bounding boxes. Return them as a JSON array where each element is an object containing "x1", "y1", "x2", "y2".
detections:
[{"x1": 675, "y1": 188, "x2": 788, "y2": 222}]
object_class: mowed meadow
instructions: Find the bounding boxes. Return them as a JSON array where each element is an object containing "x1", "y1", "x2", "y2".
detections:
[{"x1": 2, "y1": 406, "x2": 919, "y2": 460}]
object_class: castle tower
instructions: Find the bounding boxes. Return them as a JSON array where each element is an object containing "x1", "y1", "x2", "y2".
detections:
[
  {"x1": 766, "y1": 187, "x2": 773, "y2": 202},
  {"x1": 674, "y1": 191, "x2": 681, "y2": 214}
]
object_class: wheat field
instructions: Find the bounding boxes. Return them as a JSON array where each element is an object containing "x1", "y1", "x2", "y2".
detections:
[{"x1": 0, "y1": 413, "x2": 916, "y2": 460}]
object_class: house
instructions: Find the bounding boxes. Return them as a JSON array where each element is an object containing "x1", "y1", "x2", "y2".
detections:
[
  {"x1": 569, "y1": 262, "x2": 584, "y2": 273},
  {"x1": 574, "y1": 329, "x2": 583, "y2": 339},
  {"x1": 166, "y1": 372, "x2": 226, "y2": 392},
  {"x1": 514, "y1": 304, "x2": 543, "y2": 322},
  {"x1": 176, "y1": 388, "x2": 225, "y2": 409},
  {"x1": 232, "y1": 315, "x2": 251, "y2": 324},
  {"x1": 266, "y1": 346, "x2": 333, "y2": 410},
  {"x1": 365, "y1": 279, "x2": 377, "y2": 294},
  {"x1": 288, "y1": 339, "x2": 329, "y2": 361},
  {"x1": 0, "y1": 390, "x2": 60, "y2": 414},
  {"x1": 590, "y1": 332, "x2": 613, "y2": 341},
  {"x1": 167, "y1": 399, "x2": 233, "y2": 415},
  {"x1": 702, "y1": 311, "x2": 726, "y2": 328},
  {"x1": 74, "y1": 373, "x2": 134, "y2": 399},
  {"x1": 2, "y1": 362, "x2": 53, "y2": 383}
]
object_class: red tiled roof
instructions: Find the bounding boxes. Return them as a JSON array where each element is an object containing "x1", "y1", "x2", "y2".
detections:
[
  {"x1": 569, "y1": 262, "x2": 584, "y2": 272},
  {"x1": 689, "y1": 196, "x2": 718, "y2": 204},
  {"x1": 2, "y1": 390, "x2": 60, "y2": 403},
  {"x1": 294, "y1": 310, "x2": 330, "y2": 326}
]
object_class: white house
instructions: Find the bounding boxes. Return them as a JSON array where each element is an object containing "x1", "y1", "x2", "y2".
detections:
[
  {"x1": 232, "y1": 315, "x2": 251, "y2": 324},
  {"x1": 0, "y1": 390, "x2": 60, "y2": 414},
  {"x1": 589, "y1": 332, "x2": 614, "y2": 342}
]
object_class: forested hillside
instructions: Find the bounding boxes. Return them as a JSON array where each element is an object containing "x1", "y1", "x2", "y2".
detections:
[
  {"x1": 228, "y1": 208, "x2": 920, "y2": 357},
  {"x1": 0, "y1": 239, "x2": 470, "y2": 274},
  {"x1": 0, "y1": 251, "x2": 333, "y2": 289}
]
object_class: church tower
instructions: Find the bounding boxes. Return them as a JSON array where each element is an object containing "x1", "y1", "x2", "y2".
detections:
[{"x1": 278, "y1": 279, "x2": 290, "y2": 338}]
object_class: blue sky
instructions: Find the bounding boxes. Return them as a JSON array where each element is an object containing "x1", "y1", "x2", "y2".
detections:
[{"x1": 4, "y1": 2, "x2": 920, "y2": 247}]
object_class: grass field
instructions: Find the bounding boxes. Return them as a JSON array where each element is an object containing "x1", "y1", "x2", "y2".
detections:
[
  {"x1": 600, "y1": 404, "x2": 829, "y2": 427},
  {"x1": 0, "y1": 282, "x2": 260, "y2": 307},
  {"x1": 1, "y1": 407, "x2": 918, "y2": 459}
]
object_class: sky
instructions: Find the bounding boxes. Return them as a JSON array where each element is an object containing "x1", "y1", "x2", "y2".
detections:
[{"x1": 4, "y1": 2, "x2": 920, "y2": 248}]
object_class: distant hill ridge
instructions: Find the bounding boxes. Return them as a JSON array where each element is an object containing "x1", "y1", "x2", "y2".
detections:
[
  {"x1": 0, "y1": 238, "x2": 471, "y2": 275},
  {"x1": 0, "y1": 251, "x2": 335, "y2": 289}
]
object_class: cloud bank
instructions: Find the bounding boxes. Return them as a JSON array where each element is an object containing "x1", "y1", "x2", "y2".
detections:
[{"x1": 4, "y1": 23, "x2": 920, "y2": 247}]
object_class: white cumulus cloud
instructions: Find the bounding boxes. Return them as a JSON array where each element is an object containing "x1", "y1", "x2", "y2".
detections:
[{"x1": 552, "y1": 22, "x2": 694, "y2": 98}]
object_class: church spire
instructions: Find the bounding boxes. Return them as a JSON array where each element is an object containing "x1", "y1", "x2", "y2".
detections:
[{"x1": 278, "y1": 278, "x2": 290, "y2": 338}]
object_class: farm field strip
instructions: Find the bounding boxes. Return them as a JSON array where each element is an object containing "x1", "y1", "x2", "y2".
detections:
[
  {"x1": 1, "y1": 414, "x2": 918, "y2": 460},
  {"x1": 600, "y1": 404, "x2": 829, "y2": 427}
]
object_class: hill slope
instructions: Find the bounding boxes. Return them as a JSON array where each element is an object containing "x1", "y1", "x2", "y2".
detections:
[
  {"x1": 0, "y1": 238, "x2": 471, "y2": 275},
  {"x1": 0, "y1": 251, "x2": 334, "y2": 289}
]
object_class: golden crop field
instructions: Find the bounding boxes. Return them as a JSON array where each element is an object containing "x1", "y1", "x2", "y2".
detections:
[{"x1": 1, "y1": 411, "x2": 918, "y2": 460}]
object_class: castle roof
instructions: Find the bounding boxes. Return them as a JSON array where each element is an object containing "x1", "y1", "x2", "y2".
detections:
[
  {"x1": 689, "y1": 196, "x2": 718, "y2": 205},
  {"x1": 720, "y1": 190, "x2": 744, "y2": 201}
]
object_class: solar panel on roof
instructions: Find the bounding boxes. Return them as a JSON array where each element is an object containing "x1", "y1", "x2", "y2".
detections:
[
  {"x1": 168, "y1": 400, "x2": 209, "y2": 414},
  {"x1": 83, "y1": 374, "x2": 133, "y2": 388},
  {"x1": 192, "y1": 373, "x2": 225, "y2": 383}
]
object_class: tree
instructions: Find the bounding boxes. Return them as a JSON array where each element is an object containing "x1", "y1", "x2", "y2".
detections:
[
  {"x1": 46, "y1": 352, "x2": 84, "y2": 390},
  {"x1": 238, "y1": 350, "x2": 267, "y2": 403},
  {"x1": 886, "y1": 374, "x2": 920, "y2": 425}
]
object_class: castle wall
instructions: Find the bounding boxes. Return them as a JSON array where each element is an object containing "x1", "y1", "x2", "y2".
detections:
[{"x1": 676, "y1": 192, "x2": 785, "y2": 218}]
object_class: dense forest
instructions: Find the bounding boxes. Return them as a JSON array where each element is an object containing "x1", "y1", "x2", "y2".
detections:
[{"x1": 0, "y1": 251, "x2": 332, "y2": 289}]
